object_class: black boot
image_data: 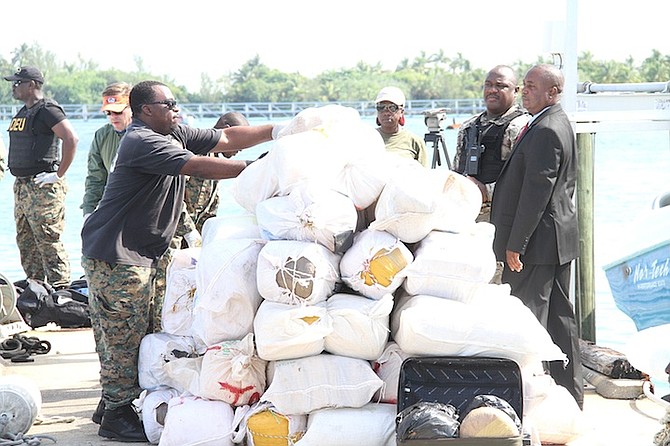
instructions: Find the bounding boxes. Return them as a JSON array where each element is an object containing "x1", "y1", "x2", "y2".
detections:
[
  {"x1": 98, "y1": 403, "x2": 148, "y2": 443},
  {"x1": 92, "y1": 398, "x2": 104, "y2": 424}
]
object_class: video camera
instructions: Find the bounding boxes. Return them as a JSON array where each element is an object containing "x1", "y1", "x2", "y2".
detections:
[{"x1": 424, "y1": 108, "x2": 448, "y2": 133}]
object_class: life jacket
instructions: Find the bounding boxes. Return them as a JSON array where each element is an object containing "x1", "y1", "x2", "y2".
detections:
[
  {"x1": 462, "y1": 109, "x2": 525, "y2": 184},
  {"x1": 7, "y1": 99, "x2": 61, "y2": 177}
]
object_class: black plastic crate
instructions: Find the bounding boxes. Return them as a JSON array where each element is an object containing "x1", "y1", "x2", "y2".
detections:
[{"x1": 396, "y1": 356, "x2": 524, "y2": 445}]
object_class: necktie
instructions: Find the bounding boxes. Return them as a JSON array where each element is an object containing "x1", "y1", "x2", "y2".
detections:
[{"x1": 515, "y1": 123, "x2": 529, "y2": 143}]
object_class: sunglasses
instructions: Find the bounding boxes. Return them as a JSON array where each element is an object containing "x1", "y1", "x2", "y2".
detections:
[
  {"x1": 12, "y1": 80, "x2": 25, "y2": 88},
  {"x1": 145, "y1": 99, "x2": 178, "y2": 111},
  {"x1": 104, "y1": 109, "x2": 127, "y2": 116},
  {"x1": 376, "y1": 103, "x2": 401, "y2": 113}
]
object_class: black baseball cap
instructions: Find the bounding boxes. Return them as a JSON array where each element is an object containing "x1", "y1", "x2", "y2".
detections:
[{"x1": 4, "y1": 66, "x2": 44, "y2": 83}]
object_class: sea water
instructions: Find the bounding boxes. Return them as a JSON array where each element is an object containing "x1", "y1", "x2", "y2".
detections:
[{"x1": 1, "y1": 114, "x2": 669, "y2": 386}]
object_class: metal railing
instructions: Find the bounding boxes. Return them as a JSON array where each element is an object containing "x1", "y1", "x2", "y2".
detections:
[{"x1": 0, "y1": 99, "x2": 487, "y2": 121}]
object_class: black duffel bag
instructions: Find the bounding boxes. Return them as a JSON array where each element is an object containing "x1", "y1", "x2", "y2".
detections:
[{"x1": 15, "y1": 279, "x2": 91, "y2": 329}]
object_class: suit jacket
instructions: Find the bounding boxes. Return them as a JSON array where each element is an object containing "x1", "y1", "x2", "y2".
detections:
[{"x1": 490, "y1": 103, "x2": 579, "y2": 265}]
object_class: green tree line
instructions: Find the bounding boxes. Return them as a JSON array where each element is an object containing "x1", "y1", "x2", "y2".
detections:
[{"x1": 1, "y1": 43, "x2": 669, "y2": 105}]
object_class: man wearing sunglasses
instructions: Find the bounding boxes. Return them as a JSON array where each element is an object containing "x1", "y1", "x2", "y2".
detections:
[
  {"x1": 81, "y1": 82, "x2": 133, "y2": 220},
  {"x1": 374, "y1": 86, "x2": 428, "y2": 167},
  {"x1": 4, "y1": 66, "x2": 79, "y2": 290},
  {"x1": 80, "y1": 80, "x2": 277, "y2": 442}
]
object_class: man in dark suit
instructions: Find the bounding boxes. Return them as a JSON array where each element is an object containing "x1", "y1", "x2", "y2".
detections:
[{"x1": 490, "y1": 64, "x2": 583, "y2": 409}]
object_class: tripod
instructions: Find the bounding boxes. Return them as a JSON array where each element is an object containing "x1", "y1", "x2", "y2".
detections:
[{"x1": 425, "y1": 130, "x2": 451, "y2": 169}]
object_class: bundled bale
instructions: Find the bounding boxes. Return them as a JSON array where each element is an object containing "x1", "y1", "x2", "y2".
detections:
[
  {"x1": 273, "y1": 104, "x2": 361, "y2": 139},
  {"x1": 371, "y1": 341, "x2": 409, "y2": 404},
  {"x1": 256, "y1": 184, "x2": 358, "y2": 253},
  {"x1": 324, "y1": 293, "x2": 393, "y2": 360},
  {"x1": 233, "y1": 106, "x2": 388, "y2": 214},
  {"x1": 339, "y1": 229, "x2": 413, "y2": 300},
  {"x1": 253, "y1": 300, "x2": 332, "y2": 361},
  {"x1": 193, "y1": 238, "x2": 265, "y2": 346},
  {"x1": 391, "y1": 293, "x2": 567, "y2": 368},
  {"x1": 261, "y1": 353, "x2": 383, "y2": 415},
  {"x1": 522, "y1": 374, "x2": 585, "y2": 444},
  {"x1": 138, "y1": 332, "x2": 202, "y2": 392},
  {"x1": 141, "y1": 388, "x2": 180, "y2": 444},
  {"x1": 201, "y1": 214, "x2": 261, "y2": 247},
  {"x1": 370, "y1": 167, "x2": 481, "y2": 243},
  {"x1": 295, "y1": 403, "x2": 397, "y2": 446},
  {"x1": 197, "y1": 334, "x2": 267, "y2": 406},
  {"x1": 161, "y1": 248, "x2": 199, "y2": 336},
  {"x1": 158, "y1": 396, "x2": 235, "y2": 446},
  {"x1": 237, "y1": 402, "x2": 307, "y2": 446},
  {"x1": 256, "y1": 240, "x2": 341, "y2": 305}
]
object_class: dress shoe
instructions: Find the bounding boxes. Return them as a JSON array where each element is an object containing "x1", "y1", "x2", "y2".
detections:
[
  {"x1": 92, "y1": 398, "x2": 104, "y2": 424},
  {"x1": 98, "y1": 403, "x2": 148, "y2": 443}
]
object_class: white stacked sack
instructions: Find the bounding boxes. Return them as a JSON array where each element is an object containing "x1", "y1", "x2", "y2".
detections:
[
  {"x1": 193, "y1": 238, "x2": 265, "y2": 346},
  {"x1": 402, "y1": 223, "x2": 497, "y2": 301},
  {"x1": 340, "y1": 229, "x2": 413, "y2": 300},
  {"x1": 141, "y1": 104, "x2": 578, "y2": 445}
]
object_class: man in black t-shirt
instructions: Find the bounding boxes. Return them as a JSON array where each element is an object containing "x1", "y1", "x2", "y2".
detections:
[
  {"x1": 81, "y1": 80, "x2": 278, "y2": 442},
  {"x1": 4, "y1": 66, "x2": 79, "y2": 289}
]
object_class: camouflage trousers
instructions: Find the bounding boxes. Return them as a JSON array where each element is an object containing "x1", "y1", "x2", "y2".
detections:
[
  {"x1": 184, "y1": 176, "x2": 219, "y2": 234},
  {"x1": 14, "y1": 176, "x2": 71, "y2": 288},
  {"x1": 81, "y1": 256, "x2": 156, "y2": 409},
  {"x1": 152, "y1": 247, "x2": 175, "y2": 333},
  {"x1": 476, "y1": 202, "x2": 503, "y2": 285}
]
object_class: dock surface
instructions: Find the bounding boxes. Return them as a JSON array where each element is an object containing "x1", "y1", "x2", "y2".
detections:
[{"x1": 1, "y1": 328, "x2": 666, "y2": 446}]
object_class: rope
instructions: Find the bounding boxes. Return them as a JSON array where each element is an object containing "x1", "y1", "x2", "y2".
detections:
[{"x1": 0, "y1": 433, "x2": 56, "y2": 445}]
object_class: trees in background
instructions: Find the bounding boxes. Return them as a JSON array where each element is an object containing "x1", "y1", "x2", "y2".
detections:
[{"x1": 1, "y1": 43, "x2": 669, "y2": 105}]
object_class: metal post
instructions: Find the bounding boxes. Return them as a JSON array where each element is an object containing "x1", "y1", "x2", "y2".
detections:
[{"x1": 576, "y1": 131, "x2": 596, "y2": 342}]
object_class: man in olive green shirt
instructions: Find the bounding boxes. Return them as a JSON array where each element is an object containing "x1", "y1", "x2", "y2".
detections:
[{"x1": 375, "y1": 86, "x2": 428, "y2": 167}]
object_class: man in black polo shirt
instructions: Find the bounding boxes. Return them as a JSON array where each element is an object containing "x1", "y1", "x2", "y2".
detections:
[{"x1": 81, "y1": 80, "x2": 277, "y2": 442}]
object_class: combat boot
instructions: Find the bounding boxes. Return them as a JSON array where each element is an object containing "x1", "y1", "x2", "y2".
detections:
[
  {"x1": 92, "y1": 398, "x2": 104, "y2": 424},
  {"x1": 98, "y1": 403, "x2": 148, "y2": 442}
]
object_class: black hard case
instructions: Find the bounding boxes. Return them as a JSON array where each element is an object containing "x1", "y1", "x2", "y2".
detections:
[{"x1": 396, "y1": 356, "x2": 524, "y2": 446}]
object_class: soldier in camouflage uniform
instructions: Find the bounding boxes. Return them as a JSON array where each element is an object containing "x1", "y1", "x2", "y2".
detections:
[
  {"x1": 81, "y1": 81, "x2": 275, "y2": 442},
  {"x1": 4, "y1": 66, "x2": 78, "y2": 289},
  {"x1": 453, "y1": 65, "x2": 530, "y2": 222},
  {"x1": 452, "y1": 65, "x2": 530, "y2": 284}
]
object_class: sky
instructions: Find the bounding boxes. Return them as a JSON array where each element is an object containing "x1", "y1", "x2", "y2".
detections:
[{"x1": 1, "y1": 0, "x2": 668, "y2": 92}]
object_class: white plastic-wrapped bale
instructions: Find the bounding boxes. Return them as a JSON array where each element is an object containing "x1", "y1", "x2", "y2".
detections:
[
  {"x1": 138, "y1": 332, "x2": 202, "y2": 392},
  {"x1": 402, "y1": 223, "x2": 497, "y2": 299},
  {"x1": 253, "y1": 300, "x2": 332, "y2": 361},
  {"x1": 161, "y1": 248, "x2": 199, "y2": 336},
  {"x1": 295, "y1": 403, "x2": 397, "y2": 446},
  {"x1": 324, "y1": 293, "x2": 393, "y2": 360},
  {"x1": 200, "y1": 214, "x2": 261, "y2": 247},
  {"x1": 391, "y1": 293, "x2": 567, "y2": 368},
  {"x1": 141, "y1": 388, "x2": 180, "y2": 444},
  {"x1": 371, "y1": 341, "x2": 409, "y2": 404},
  {"x1": 256, "y1": 240, "x2": 341, "y2": 305},
  {"x1": 339, "y1": 229, "x2": 413, "y2": 300},
  {"x1": 197, "y1": 334, "x2": 267, "y2": 406},
  {"x1": 371, "y1": 167, "x2": 481, "y2": 243},
  {"x1": 240, "y1": 402, "x2": 307, "y2": 446},
  {"x1": 158, "y1": 396, "x2": 235, "y2": 446},
  {"x1": 192, "y1": 238, "x2": 264, "y2": 346},
  {"x1": 261, "y1": 354, "x2": 383, "y2": 415},
  {"x1": 256, "y1": 184, "x2": 358, "y2": 253},
  {"x1": 273, "y1": 104, "x2": 362, "y2": 139}
]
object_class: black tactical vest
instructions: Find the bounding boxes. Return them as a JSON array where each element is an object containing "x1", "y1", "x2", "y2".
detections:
[
  {"x1": 7, "y1": 99, "x2": 61, "y2": 177},
  {"x1": 465, "y1": 109, "x2": 525, "y2": 184}
]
